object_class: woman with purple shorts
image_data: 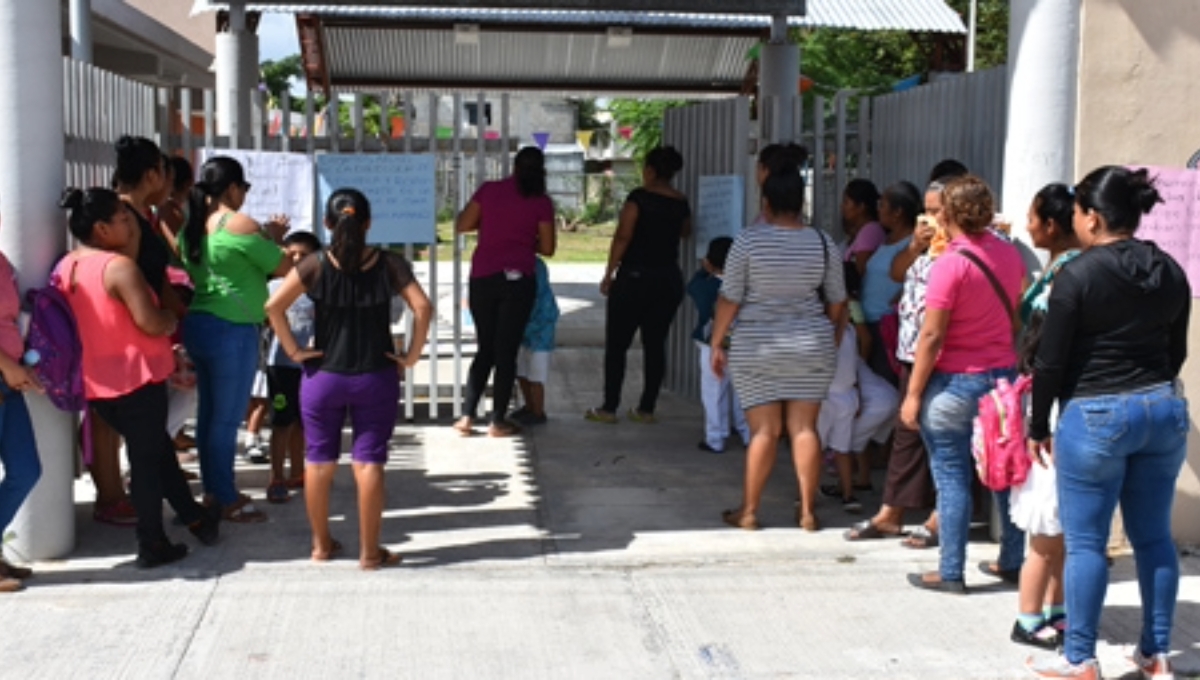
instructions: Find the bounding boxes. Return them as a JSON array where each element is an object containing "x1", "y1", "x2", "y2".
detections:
[{"x1": 266, "y1": 189, "x2": 432, "y2": 570}]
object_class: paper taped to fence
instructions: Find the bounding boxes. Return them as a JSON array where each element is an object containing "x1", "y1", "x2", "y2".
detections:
[
  {"x1": 197, "y1": 149, "x2": 314, "y2": 234},
  {"x1": 695, "y1": 175, "x2": 745, "y2": 257},
  {"x1": 317, "y1": 154, "x2": 437, "y2": 245},
  {"x1": 1132, "y1": 166, "x2": 1200, "y2": 293}
]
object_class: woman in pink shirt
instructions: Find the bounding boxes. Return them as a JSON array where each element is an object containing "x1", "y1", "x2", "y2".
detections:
[
  {"x1": 899, "y1": 175, "x2": 1027, "y2": 593},
  {"x1": 59, "y1": 188, "x2": 219, "y2": 569},
  {"x1": 454, "y1": 147, "x2": 556, "y2": 437}
]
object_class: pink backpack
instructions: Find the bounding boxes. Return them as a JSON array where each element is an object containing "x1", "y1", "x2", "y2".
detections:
[{"x1": 971, "y1": 374, "x2": 1033, "y2": 491}]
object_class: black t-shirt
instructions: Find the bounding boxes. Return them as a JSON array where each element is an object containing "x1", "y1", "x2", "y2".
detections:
[
  {"x1": 297, "y1": 249, "x2": 416, "y2": 375},
  {"x1": 1028, "y1": 239, "x2": 1191, "y2": 439},
  {"x1": 619, "y1": 188, "x2": 690, "y2": 273},
  {"x1": 130, "y1": 202, "x2": 170, "y2": 294}
]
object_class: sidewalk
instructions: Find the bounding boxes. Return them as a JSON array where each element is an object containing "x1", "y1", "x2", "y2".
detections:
[{"x1": 2, "y1": 265, "x2": 1198, "y2": 679}]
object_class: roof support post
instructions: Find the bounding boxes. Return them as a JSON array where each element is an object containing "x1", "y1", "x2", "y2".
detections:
[
  {"x1": 215, "y1": 0, "x2": 258, "y2": 148},
  {"x1": 0, "y1": 0, "x2": 74, "y2": 562},
  {"x1": 69, "y1": 0, "x2": 92, "y2": 63},
  {"x1": 1001, "y1": 0, "x2": 1078, "y2": 248},
  {"x1": 759, "y1": 12, "x2": 798, "y2": 144}
]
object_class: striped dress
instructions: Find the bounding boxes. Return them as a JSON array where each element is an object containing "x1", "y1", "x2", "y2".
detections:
[{"x1": 720, "y1": 224, "x2": 847, "y2": 407}]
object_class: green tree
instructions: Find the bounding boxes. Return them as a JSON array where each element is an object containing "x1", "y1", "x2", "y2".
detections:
[
  {"x1": 259, "y1": 54, "x2": 304, "y2": 109},
  {"x1": 608, "y1": 99, "x2": 689, "y2": 163},
  {"x1": 569, "y1": 98, "x2": 612, "y2": 150}
]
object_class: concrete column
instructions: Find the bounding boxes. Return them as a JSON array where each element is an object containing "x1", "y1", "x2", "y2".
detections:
[
  {"x1": 759, "y1": 13, "x2": 799, "y2": 144},
  {"x1": 214, "y1": 1, "x2": 258, "y2": 148},
  {"x1": 0, "y1": 0, "x2": 74, "y2": 561},
  {"x1": 69, "y1": 0, "x2": 92, "y2": 63},
  {"x1": 1001, "y1": 0, "x2": 1080, "y2": 244}
]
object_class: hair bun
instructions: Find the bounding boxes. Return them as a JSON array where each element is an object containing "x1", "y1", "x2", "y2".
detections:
[
  {"x1": 1130, "y1": 170, "x2": 1164, "y2": 215},
  {"x1": 59, "y1": 188, "x2": 85, "y2": 211}
]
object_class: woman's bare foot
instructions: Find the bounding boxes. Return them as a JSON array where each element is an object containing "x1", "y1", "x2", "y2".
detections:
[
  {"x1": 453, "y1": 416, "x2": 475, "y2": 436},
  {"x1": 311, "y1": 539, "x2": 343, "y2": 562}
]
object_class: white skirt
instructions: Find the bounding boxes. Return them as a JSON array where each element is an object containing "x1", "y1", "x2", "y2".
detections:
[{"x1": 1008, "y1": 461, "x2": 1061, "y2": 537}]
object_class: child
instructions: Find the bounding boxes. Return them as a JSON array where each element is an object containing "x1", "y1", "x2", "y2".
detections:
[
  {"x1": 817, "y1": 321, "x2": 861, "y2": 509},
  {"x1": 687, "y1": 237, "x2": 748, "y2": 453},
  {"x1": 511, "y1": 256, "x2": 558, "y2": 426},
  {"x1": 264, "y1": 231, "x2": 321, "y2": 503}
]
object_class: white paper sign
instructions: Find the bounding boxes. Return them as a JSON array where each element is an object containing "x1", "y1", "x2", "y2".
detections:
[
  {"x1": 316, "y1": 154, "x2": 437, "y2": 245},
  {"x1": 197, "y1": 149, "x2": 315, "y2": 233},
  {"x1": 695, "y1": 175, "x2": 745, "y2": 257}
]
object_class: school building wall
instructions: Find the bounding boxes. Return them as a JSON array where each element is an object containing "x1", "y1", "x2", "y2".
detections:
[{"x1": 1075, "y1": 0, "x2": 1200, "y2": 544}]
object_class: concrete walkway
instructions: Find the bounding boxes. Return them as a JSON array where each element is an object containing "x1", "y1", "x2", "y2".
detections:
[{"x1": 3, "y1": 265, "x2": 1198, "y2": 679}]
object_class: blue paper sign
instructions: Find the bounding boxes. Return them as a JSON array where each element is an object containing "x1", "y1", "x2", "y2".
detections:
[
  {"x1": 316, "y1": 154, "x2": 437, "y2": 245},
  {"x1": 694, "y1": 175, "x2": 746, "y2": 257}
]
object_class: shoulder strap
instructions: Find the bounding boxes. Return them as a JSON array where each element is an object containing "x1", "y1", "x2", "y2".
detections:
[{"x1": 955, "y1": 248, "x2": 1018, "y2": 330}]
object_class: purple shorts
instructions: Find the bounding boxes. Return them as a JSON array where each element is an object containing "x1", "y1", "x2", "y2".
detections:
[{"x1": 300, "y1": 367, "x2": 400, "y2": 465}]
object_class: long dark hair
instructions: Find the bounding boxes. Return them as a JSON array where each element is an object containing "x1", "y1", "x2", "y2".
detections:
[
  {"x1": 844, "y1": 179, "x2": 881, "y2": 221},
  {"x1": 184, "y1": 156, "x2": 247, "y2": 264},
  {"x1": 881, "y1": 181, "x2": 922, "y2": 228},
  {"x1": 1074, "y1": 166, "x2": 1163, "y2": 235},
  {"x1": 326, "y1": 188, "x2": 372, "y2": 273},
  {"x1": 60, "y1": 187, "x2": 123, "y2": 243},
  {"x1": 1033, "y1": 183, "x2": 1075, "y2": 238},
  {"x1": 513, "y1": 147, "x2": 547, "y2": 198},
  {"x1": 112, "y1": 135, "x2": 163, "y2": 190}
]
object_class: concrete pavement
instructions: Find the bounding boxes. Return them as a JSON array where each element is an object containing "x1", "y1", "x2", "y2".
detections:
[{"x1": 2, "y1": 265, "x2": 1198, "y2": 679}]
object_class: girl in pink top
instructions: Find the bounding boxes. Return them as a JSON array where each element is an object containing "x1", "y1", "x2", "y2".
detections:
[
  {"x1": 898, "y1": 175, "x2": 1027, "y2": 594},
  {"x1": 59, "y1": 188, "x2": 219, "y2": 569}
]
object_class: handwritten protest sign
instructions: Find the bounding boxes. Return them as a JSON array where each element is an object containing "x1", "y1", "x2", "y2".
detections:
[
  {"x1": 694, "y1": 175, "x2": 745, "y2": 257},
  {"x1": 316, "y1": 154, "x2": 436, "y2": 245},
  {"x1": 1133, "y1": 166, "x2": 1200, "y2": 291},
  {"x1": 197, "y1": 149, "x2": 314, "y2": 233}
]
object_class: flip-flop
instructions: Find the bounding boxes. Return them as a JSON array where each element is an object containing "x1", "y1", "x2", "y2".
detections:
[
  {"x1": 360, "y1": 546, "x2": 403, "y2": 571},
  {"x1": 311, "y1": 539, "x2": 343, "y2": 562},
  {"x1": 584, "y1": 408, "x2": 617, "y2": 424},
  {"x1": 901, "y1": 526, "x2": 940, "y2": 549},
  {"x1": 721, "y1": 508, "x2": 760, "y2": 531},
  {"x1": 843, "y1": 519, "x2": 905, "y2": 541}
]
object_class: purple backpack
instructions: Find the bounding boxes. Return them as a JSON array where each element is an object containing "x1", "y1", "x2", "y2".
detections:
[{"x1": 25, "y1": 272, "x2": 85, "y2": 412}]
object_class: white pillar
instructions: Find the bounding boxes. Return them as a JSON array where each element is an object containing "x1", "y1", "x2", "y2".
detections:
[
  {"x1": 1001, "y1": 0, "x2": 1080, "y2": 244},
  {"x1": 759, "y1": 13, "x2": 799, "y2": 144},
  {"x1": 0, "y1": 0, "x2": 75, "y2": 562},
  {"x1": 69, "y1": 0, "x2": 92, "y2": 63},
  {"x1": 214, "y1": 1, "x2": 258, "y2": 148}
]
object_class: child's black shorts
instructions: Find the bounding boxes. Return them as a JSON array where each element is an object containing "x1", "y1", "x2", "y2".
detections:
[{"x1": 266, "y1": 366, "x2": 302, "y2": 427}]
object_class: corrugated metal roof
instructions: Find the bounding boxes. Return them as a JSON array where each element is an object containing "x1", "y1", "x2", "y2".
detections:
[{"x1": 193, "y1": 1, "x2": 967, "y2": 33}]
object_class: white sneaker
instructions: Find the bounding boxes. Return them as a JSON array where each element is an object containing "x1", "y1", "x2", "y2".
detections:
[
  {"x1": 244, "y1": 437, "x2": 267, "y2": 464},
  {"x1": 1025, "y1": 655, "x2": 1100, "y2": 679},
  {"x1": 1130, "y1": 649, "x2": 1174, "y2": 680}
]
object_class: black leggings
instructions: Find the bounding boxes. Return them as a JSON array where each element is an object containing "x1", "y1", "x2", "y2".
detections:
[
  {"x1": 91, "y1": 381, "x2": 206, "y2": 548},
  {"x1": 463, "y1": 273, "x2": 537, "y2": 424},
  {"x1": 602, "y1": 269, "x2": 684, "y2": 414}
]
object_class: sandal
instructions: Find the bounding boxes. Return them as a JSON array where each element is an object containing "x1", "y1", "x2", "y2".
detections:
[
  {"x1": 796, "y1": 510, "x2": 820, "y2": 532},
  {"x1": 487, "y1": 421, "x2": 522, "y2": 438},
  {"x1": 721, "y1": 508, "x2": 760, "y2": 531},
  {"x1": 312, "y1": 539, "x2": 343, "y2": 562},
  {"x1": 93, "y1": 499, "x2": 138, "y2": 526},
  {"x1": 453, "y1": 416, "x2": 476, "y2": 436},
  {"x1": 584, "y1": 408, "x2": 617, "y2": 424},
  {"x1": 360, "y1": 546, "x2": 403, "y2": 570},
  {"x1": 626, "y1": 408, "x2": 657, "y2": 424},
  {"x1": 266, "y1": 481, "x2": 290, "y2": 504},
  {"x1": 902, "y1": 525, "x2": 940, "y2": 549},
  {"x1": 222, "y1": 496, "x2": 268, "y2": 524},
  {"x1": 906, "y1": 571, "x2": 966, "y2": 594},
  {"x1": 843, "y1": 519, "x2": 905, "y2": 542},
  {"x1": 285, "y1": 475, "x2": 305, "y2": 490}
]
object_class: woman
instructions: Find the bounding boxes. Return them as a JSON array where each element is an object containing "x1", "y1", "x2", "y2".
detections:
[
  {"x1": 841, "y1": 179, "x2": 884, "y2": 293},
  {"x1": 0, "y1": 207, "x2": 42, "y2": 592},
  {"x1": 899, "y1": 175, "x2": 1026, "y2": 593},
  {"x1": 1008, "y1": 183, "x2": 1079, "y2": 651},
  {"x1": 1025, "y1": 167, "x2": 1189, "y2": 680},
  {"x1": 752, "y1": 144, "x2": 807, "y2": 225},
  {"x1": 712, "y1": 157, "x2": 846, "y2": 532},
  {"x1": 157, "y1": 155, "x2": 195, "y2": 242},
  {"x1": 455, "y1": 147, "x2": 555, "y2": 437},
  {"x1": 586, "y1": 146, "x2": 690, "y2": 424},
  {"x1": 58, "y1": 188, "x2": 219, "y2": 568},
  {"x1": 180, "y1": 156, "x2": 289, "y2": 523},
  {"x1": 267, "y1": 189, "x2": 432, "y2": 570},
  {"x1": 860, "y1": 182, "x2": 919, "y2": 385}
]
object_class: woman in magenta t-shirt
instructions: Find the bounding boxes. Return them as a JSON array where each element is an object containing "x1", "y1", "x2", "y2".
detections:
[
  {"x1": 899, "y1": 175, "x2": 1027, "y2": 594},
  {"x1": 454, "y1": 147, "x2": 556, "y2": 437}
]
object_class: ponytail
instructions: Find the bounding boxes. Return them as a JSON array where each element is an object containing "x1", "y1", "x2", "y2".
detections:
[
  {"x1": 325, "y1": 188, "x2": 372, "y2": 273},
  {"x1": 183, "y1": 181, "x2": 212, "y2": 264}
]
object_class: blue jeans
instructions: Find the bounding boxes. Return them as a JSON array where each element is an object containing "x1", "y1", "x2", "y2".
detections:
[
  {"x1": 184, "y1": 312, "x2": 259, "y2": 507},
  {"x1": 919, "y1": 368, "x2": 1025, "y2": 582},
  {"x1": 0, "y1": 385, "x2": 40, "y2": 533},
  {"x1": 1055, "y1": 383, "x2": 1187, "y2": 664}
]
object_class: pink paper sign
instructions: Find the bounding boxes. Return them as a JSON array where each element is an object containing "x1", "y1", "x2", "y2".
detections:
[{"x1": 1132, "y1": 166, "x2": 1200, "y2": 293}]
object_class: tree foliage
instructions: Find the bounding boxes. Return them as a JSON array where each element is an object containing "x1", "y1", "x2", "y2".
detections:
[
  {"x1": 607, "y1": 99, "x2": 688, "y2": 163},
  {"x1": 259, "y1": 55, "x2": 304, "y2": 109}
]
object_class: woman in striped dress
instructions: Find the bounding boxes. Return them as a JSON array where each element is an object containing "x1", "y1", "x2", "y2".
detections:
[{"x1": 710, "y1": 158, "x2": 847, "y2": 532}]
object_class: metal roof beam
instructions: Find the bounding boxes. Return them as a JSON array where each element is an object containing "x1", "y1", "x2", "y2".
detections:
[{"x1": 241, "y1": 0, "x2": 806, "y2": 14}]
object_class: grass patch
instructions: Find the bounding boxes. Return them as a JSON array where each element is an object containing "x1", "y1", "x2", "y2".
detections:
[{"x1": 415, "y1": 221, "x2": 615, "y2": 264}]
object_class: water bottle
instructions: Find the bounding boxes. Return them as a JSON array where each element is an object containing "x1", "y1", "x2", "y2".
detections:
[{"x1": 22, "y1": 348, "x2": 40, "y2": 367}]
